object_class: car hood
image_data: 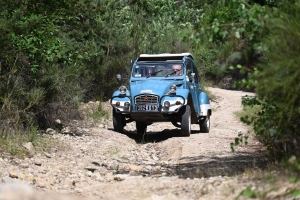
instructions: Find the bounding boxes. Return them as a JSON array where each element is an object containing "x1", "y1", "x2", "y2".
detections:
[{"x1": 130, "y1": 80, "x2": 183, "y2": 97}]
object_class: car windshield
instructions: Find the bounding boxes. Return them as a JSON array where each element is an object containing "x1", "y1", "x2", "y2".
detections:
[{"x1": 132, "y1": 63, "x2": 183, "y2": 78}]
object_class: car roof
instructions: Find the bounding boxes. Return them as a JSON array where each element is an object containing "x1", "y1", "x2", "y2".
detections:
[{"x1": 137, "y1": 53, "x2": 194, "y2": 62}]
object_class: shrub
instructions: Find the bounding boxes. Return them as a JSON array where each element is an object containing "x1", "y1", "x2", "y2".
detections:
[{"x1": 241, "y1": 2, "x2": 300, "y2": 161}]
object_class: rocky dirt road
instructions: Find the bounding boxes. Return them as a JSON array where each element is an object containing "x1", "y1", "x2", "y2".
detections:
[{"x1": 0, "y1": 87, "x2": 268, "y2": 200}]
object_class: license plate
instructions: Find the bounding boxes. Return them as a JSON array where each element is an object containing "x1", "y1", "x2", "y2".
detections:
[{"x1": 135, "y1": 105, "x2": 158, "y2": 111}]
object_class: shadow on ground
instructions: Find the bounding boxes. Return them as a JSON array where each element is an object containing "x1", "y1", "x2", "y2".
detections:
[
  {"x1": 122, "y1": 128, "x2": 202, "y2": 143},
  {"x1": 118, "y1": 128, "x2": 268, "y2": 179},
  {"x1": 170, "y1": 152, "x2": 268, "y2": 178}
]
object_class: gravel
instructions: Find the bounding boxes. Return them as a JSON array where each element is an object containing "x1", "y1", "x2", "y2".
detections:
[{"x1": 0, "y1": 87, "x2": 284, "y2": 200}]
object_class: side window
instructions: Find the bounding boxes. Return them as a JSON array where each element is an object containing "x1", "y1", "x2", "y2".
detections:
[
  {"x1": 192, "y1": 62, "x2": 199, "y2": 84},
  {"x1": 186, "y1": 60, "x2": 193, "y2": 78},
  {"x1": 186, "y1": 60, "x2": 200, "y2": 83}
]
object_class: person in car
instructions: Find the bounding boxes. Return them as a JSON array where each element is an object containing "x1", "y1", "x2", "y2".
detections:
[
  {"x1": 172, "y1": 65, "x2": 182, "y2": 75},
  {"x1": 146, "y1": 68, "x2": 154, "y2": 76}
]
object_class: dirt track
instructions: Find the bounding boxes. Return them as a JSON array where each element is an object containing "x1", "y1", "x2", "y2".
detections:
[{"x1": 0, "y1": 87, "x2": 268, "y2": 200}]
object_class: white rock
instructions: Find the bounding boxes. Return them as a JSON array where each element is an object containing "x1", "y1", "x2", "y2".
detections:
[
  {"x1": 34, "y1": 160, "x2": 42, "y2": 166},
  {"x1": 113, "y1": 174, "x2": 128, "y2": 181},
  {"x1": 22, "y1": 142, "x2": 35, "y2": 153}
]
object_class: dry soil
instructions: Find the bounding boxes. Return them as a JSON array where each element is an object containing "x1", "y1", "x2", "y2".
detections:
[{"x1": 0, "y1": 87, "x2": 272, "y2": 200}]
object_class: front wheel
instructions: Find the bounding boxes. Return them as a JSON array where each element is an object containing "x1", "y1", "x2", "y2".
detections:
[
  {"x1": 113, "y1": 110, "x2": 125, "y2": 133},
  {"x1": 136, "y1": 122, "x2": 147, "y2": 135},
  {"x1": 181, "y1": 105, "x2": 191, "y2": 137},
  {"x1": 199, "y1": 115, "x2": 210, "y2": 133}
]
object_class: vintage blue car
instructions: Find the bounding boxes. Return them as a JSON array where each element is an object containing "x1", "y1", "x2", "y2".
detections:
[{"x1": 110, "y1": 53, "x2": 211, "y2": 136}]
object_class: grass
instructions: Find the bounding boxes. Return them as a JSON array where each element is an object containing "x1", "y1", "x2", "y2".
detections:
[
  {"x1": 0, "y1": 127, "x2": 61, "y2": 158},
  {"x1": 233, "y1": 167, "x2": 300, "y2": 200},
  {"x1": 88, "y1": 108, "x2": 110, "y2": 123},
  {"x1": 80, "y1": 100, "x2": 110, "y2": 124},
  {"x1": 234, "y1": 104, "x2": 262, "y2": 125},
  {"x1": 0, "y1": 100, "x2": 109, "y2": 159}
]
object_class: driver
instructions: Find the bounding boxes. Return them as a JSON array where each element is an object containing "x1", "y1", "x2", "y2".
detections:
[{"x1": 172, "y1": 64, "x2": 182, "y2": 75}]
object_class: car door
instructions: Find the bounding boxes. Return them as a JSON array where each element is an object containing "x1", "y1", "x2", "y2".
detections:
[
  {"x1": 192, "y1": 61, "x2": 202, "y2": 115},
  {"x1": 186, "y1": 60, "x2": 200, "y2": 114}
]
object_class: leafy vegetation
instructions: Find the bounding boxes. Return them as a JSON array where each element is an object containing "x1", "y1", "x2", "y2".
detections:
[
  {"x1": 236, "y1": 1, "x2": 300, "y2": 163},
  {"x1": 0, "y1": 127, "x2": 58, "y2": 158}
]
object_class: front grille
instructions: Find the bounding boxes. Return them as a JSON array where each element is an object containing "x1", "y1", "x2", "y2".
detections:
[{"x1": 135, "y1": 94, "x2": 158, "y2": 105}]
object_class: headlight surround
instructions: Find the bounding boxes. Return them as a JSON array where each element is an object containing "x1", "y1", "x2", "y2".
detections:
[
  {"x1": 169, "y1": 84, "x2": 177, "y2": 94},
  {"x1": 119, "y1": 86, "x2": 127, "y2": 95}
]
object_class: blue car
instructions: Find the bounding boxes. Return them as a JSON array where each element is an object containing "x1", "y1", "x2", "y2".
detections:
[{"x1": 110, "y1": 53, "x2": 211, "y2": 136}]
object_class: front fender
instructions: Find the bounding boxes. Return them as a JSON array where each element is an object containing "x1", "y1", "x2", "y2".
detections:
[
  {"x1": 175, "y1": 89, "x2": 190, "y2": 104},
  {"x1": 110, "y1": 90, "x2": 132, "y2": 113},
  {"x1": 160, "y1": 89, "x2": 189, "y2": 113},
  {"x1": 199, "y1": 92, "x2": 211, "y2": 116}
]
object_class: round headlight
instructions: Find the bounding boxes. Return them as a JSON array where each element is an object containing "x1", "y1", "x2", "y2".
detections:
[
  {"x1": 119, "y1": 86, "x2": 127, "y2": 95},
  {"x1": 164, "y1": 101, "x2": 171, "y2": 108},
  {"x1": 169, "y1": 84, "x2": 177, "y2": 94}
]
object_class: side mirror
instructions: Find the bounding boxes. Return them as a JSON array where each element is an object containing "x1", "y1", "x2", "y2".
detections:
[
  {"x1": 116, "y1": 74, "x2": 122, "y2": 83},
  {"x1": 188, "y1": 73, "x2": 195, "y2": 82}
]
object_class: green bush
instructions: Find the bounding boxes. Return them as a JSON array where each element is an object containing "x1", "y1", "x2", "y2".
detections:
[{"x1": 241, "y1": 1, "x2": 300, "y2": 161}]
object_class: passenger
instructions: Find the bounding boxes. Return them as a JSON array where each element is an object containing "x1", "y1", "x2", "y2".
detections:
[{"x1": 146, "y1": 68, "x2": 154, "y2": 76}]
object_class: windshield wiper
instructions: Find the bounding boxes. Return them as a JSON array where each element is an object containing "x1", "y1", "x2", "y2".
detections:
[
  {"x1": 165, "y1": 70, "x2": 177, "y2": 78},
  {"x1": 146, "y1": 70, "x2": 163, "y2": 78}
]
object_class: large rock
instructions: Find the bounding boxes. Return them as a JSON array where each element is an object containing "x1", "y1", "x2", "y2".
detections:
[{"x1": 22, "y1": 142, "x2": 35, "y2": 154}]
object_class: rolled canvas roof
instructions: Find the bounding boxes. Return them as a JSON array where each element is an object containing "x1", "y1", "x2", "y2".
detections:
[{"x1": 137, "y1": 53, "x2": 194, "y2": 62}]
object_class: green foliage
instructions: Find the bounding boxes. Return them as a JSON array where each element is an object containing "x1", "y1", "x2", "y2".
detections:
[
  {"x1": 0, "y1": 127, "x2": 55, "y2": 158},
  {"x1": 238, "y1": 2, "x2": 300, "y2": 161},
  {"x1": 235, "y1": 100, "x2": 261, "y2": 125},
  {"x1": 257, "y1": 3, "x2": 300, "y2": 111},
  {"x1": 292, "y1": 190, "x2": 300, "y2": 197},
  {"x1": 230, "y1": 133, "x2": 249, "y2": 152},
  {"x1": 1, "y1": 0, "x2": 193, "y2": 132},
  {"x1": 240, "y1": 187, "x2": 257, "y2": 198},
  {"x1": 231, "y1": 65, "x2": 259, "y2": 90},
  {"x1": 26, "y1": 126, "x2": 38, "y2": 142},
  {"x1": 88, "y1": 96, "x2": 110, "y2": 123},
  {"x1": 183, "y1": 0, "x2": 273, "y2": 87},
  {"x1": 287, "y1": 156, "x2": 300, "y2": 175}
]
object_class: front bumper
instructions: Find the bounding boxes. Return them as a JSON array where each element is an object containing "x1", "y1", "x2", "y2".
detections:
[
  {"x1": 159, "y1": 94, "x2": 186, "y2": 113},
  {"x1": 110, "y1": 94, "x2": 186, "y2": 114}
]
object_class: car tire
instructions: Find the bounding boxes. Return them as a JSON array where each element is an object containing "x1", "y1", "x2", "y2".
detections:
[
  {"x1": 113, "y1": 109, "x2": 124, "y2": 133},
  {"x1": 181, "y1": 105, "x2": 191, "y2": 137},
  {"x1": 199, "y1": 115, "x2": 210, "y2": 133},
  {"x1": 136, "y1": 122, "x2": 147, "y2": 135}
]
